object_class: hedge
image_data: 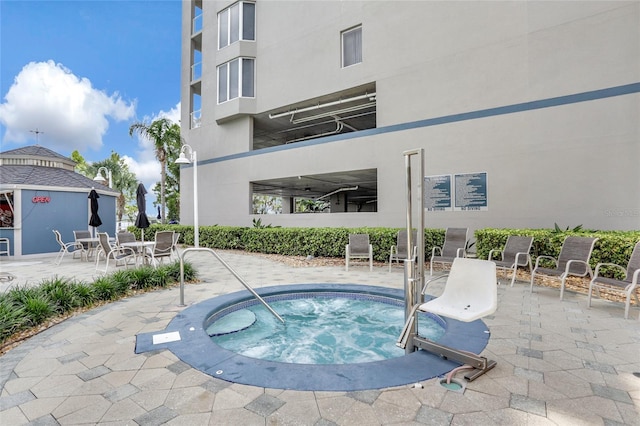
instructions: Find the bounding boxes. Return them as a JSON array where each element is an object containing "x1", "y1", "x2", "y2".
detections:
[{"x1": 132, "y1": 224, "x2": 639, "y2": 269}]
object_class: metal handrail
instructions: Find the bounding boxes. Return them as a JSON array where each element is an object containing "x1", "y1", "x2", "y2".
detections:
[{"x1": 178, "y1": 247, "x2": 284, "y2": 323}]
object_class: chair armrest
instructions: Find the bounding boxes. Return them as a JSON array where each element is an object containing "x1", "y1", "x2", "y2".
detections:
[
  {"x1": 456, "y1": 247, "x2": 465, "y2": 258},
  {"x1": 564, "y1": 259, "x2": 592, "y2": 277},
  {"x1": 431, "y1": 246, "x2": 442, "y2": 258},
  {"x1": 593, "y1": 263, "x2": 627, "y2": 280},
  {"x1": 421, "y1": 273, "x2": 449, "y2": 295},
  {"x1": 488, "y1": 249, "x2": 502, "y2": 261},
  {"x1": 345, "y1": 244, "x2": 349, "y2": 255},
  {"x1": 390, "y1": 245, "x2": 398, "y2": 256},
  {"x1": 631, "y1": 268, "x2": 640, "y2": 284},
  {"x1": 514, "y1": 252, "x2": 531, "y2": 266},
  {"x1": 534, "y1": 255, "x2": 557, "y2": 269}
]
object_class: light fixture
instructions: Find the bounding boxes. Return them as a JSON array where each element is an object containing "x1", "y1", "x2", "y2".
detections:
[
  {"x1": 175, "y1": 144, "x2": 199, "y2": 248},
  {"x1": 93, "y1": 167, "x2": 112, "y2": 188}
]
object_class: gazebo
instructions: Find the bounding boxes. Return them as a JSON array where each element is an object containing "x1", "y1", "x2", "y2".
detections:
[{"x1": 0, "y1": 145, "x2": 118, "y2": 257}]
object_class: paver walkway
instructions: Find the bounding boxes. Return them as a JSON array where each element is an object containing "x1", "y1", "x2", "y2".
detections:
[{"x1": 1, "y1": 250, "x2": 639, "y2": 425}]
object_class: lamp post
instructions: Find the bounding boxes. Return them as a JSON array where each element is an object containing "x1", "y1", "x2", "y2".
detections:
[
  {"x1": 93, "y1": 167, "x2": 112, "y2": 188},
  {"x1": 175, "y1": 144, "x2": 199, "y2": 248}
]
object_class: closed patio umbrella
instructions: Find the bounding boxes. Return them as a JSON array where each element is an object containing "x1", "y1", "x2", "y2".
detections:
[
  {"x1": 135, "y1": 183, "x2": 150, "y2": 242},
  {"x1": 88, "y1": 189, "x2": 102, "y2": 237}
]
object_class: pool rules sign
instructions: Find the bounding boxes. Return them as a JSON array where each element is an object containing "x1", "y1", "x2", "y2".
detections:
[{"x1": 424, "y1": 172, "x2": 488, "y2": 212}]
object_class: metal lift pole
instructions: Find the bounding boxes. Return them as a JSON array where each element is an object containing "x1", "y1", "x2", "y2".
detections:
[{"x1": 402, "y1": 148, "x2": 425, "y2": 354}]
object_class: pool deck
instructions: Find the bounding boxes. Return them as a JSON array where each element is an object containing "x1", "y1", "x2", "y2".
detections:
[{"x1": 1, "y1": 249, "x2": 639, "y2": 425}]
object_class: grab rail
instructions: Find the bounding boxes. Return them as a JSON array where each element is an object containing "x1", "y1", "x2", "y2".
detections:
[{"x1": 178, "y1": 247, "x2": 285, "y2": 323}]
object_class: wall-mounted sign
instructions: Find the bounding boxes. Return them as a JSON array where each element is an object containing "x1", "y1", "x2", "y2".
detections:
[
  {"x1": 32, "y1": 196, "x2": 51, "y2": 203},
  {"x1": 454, "y1": 172, "x2": 488, "y2": 211},
  {"x1": 424, "y1": 175, "x2": 452, "y2": 211}
]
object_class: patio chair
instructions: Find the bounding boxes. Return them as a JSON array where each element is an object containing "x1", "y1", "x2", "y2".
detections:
[
  {"x1": 389, "y1": 229, "x2": 418, "y2": 272},
  {"x1": 0, "y1": 237, "x2": 10, "y2": 256},
  {"x1": 530, "y1": 236, "x2": 599, "y2": 300},
  {"x1": 53, "y1": 230, "x2": 80, "y2": 265},
  {"x1": 345, "y1": 233, "x2": 373, "y2": 271},
  {"x1": 95, "y1": 232, "x2": 136, "y2": 274},
  {"x1": 73, "y1": 230, "x2": 96, "y2": 261},
  {"x1": 171, "y1": 232, "x2": 181, "y2": 261},
  {"x1": 151, "y1": 230, "x2": 175, "y2": 265},
  {"x1": 588, "y1": 241, "x2": 640, "y2": 319},
  {"x1": 116, "y1": 231, "x2": 136, "y2": 245},
  {"x1": 430, "y1": 227, "x2": 468, "y2": 276},
  {"x1": 488, "y1": 236, "x2": 533, "y2": 286},
  {"x1": 398, "y1": 257, "x2": 498, "y2": 381},
  {"x1": 116, "y1": 232, "x2": 138, "y2": 265}
]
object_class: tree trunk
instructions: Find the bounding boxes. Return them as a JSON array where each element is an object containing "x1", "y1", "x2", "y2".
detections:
[{"x1": 160, "y1": 160, "x2": 166, "y2": 224}]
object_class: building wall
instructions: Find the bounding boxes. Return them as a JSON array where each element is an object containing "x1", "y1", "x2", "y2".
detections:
[
  {"x1": 19, "y1": 189, "x2": 116, "y2": 256},
  {"x1": 180, "y1": 1, "x2": 640, "y2": 233}
]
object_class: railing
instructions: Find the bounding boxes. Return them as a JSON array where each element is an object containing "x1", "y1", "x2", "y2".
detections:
[
  {"x1": 178, "y1": 247, "x2": 285, "y2": 323},
  {"x1": 191, "y1": 61, "x2": 202, "y2": 82},
  {"x1": 191, "y1": 110, "x2": 201, "y2": 128},
  {"x1": 192, "y1": 13, "x2": 203, "y2": 34}
]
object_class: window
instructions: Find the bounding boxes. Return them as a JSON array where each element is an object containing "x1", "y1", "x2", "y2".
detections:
[
  {"x1": 218, "y1": 58, "x2": 255, "y2": 103},
  {"x1": 342, "y1": 26, "x2": 362, "y2": 67},
  {"x1": 218, "y1": 1, "x2": 256, "y2": 49},
  {"x1": 0, "y1": 191, "x2": 14, "y2": 228},
  {"x1": 191, "y1": 92, "x2": 201, "y2": 128},
  {"x1": 192, "y1": 4, "x2": 203, "y2": 34}
]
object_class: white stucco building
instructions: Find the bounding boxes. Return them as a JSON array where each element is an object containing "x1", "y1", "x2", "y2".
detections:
[{"x1": 179, "y1": 0, "x2": 639, "y2": 233}]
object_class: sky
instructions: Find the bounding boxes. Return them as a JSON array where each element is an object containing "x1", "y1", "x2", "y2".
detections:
[{"x1": 0, "y1": 0, "x2": 183, "y2": 214}]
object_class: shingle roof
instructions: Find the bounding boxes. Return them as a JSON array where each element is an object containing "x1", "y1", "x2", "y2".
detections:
[
  {"x1": 0, "y1": 165, "x2": 118, "y2": 193},
  {"x1": 0, "y1": 145, "x2": 72, "y2": 162}
]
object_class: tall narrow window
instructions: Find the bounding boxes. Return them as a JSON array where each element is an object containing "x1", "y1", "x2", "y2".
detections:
[
  {"x1": 218, "y1": 1, "x2": 256, "y2": 49},
  {"x1": 217, "y1": 58, "x2": 255, "y2": 103},
  {"x1": 342, "y1": 26, "x2": 362, "y2": 68},
  {"x1": 218, "y1": 63, "x2": 228, "y2": 102}
]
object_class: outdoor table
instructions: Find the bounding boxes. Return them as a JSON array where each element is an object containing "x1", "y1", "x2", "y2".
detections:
[
  {"x1": 76, "y1": 236, "x2": 116, "y2": 262},
  {"x1": 75, "y1": 237, "x2": 99, "y2": 262},
  {"x1": 119, "y1": 241, "x2": 156, "y2": 265}
]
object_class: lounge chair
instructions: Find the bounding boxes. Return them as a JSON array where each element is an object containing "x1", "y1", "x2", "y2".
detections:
[
  {"x1": 389, "y1": 229, "x2": 417, "y2": 272},
  {"x1": 488, "y1": 236, "x2": 533, "y2": 286},
  {"x1": 430, "y1": 227, "x2": 468, "y2": 276},
  {"x1": 151, "y1": 231, "x2": 175, "y2": 265},
  {"x1": 530, "y1": 236, "x2": 598, "y2": 300},
  {"x1": 588, "y1": 241, "x2": 640, "y2": 319},
  {"x1": 95, "y1": 232, "x2": 136, "y2": 273},
  {"x1": 53, "y1": 230, "x2": 80, "y2": 265},
  {"x1": 398, "y1": 257, "x2": 498, "y2": 381},
  {"x1": 345, "y1": 233, "x2": 373, "y2": 271},
  {"x1": 73, "y1": 230, "x2": 96, "y2": 261}
]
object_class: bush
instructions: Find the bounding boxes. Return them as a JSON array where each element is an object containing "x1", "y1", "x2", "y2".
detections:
[
  {"x1": 475, "y1": 228, "x2": 640, "y2": 275},
  {"x1": 0, "y1": 260, "x2": 197, "y2": 346}
]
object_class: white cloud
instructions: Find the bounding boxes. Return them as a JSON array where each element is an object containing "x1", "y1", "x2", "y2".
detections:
[{"x1": 0, "y1": 60, "x2": 135, "y2": 152}]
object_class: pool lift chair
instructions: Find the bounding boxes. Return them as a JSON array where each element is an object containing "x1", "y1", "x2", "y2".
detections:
[
  {"x1": 397, "y1": 257, "x2": 498, "y2": 381},
  {"x1": 398, "y1": 148, "x2": 497, "y2": 382}
]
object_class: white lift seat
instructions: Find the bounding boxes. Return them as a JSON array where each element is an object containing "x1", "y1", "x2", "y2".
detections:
[
  {"x1": 418, "y1": 257, "x2": 497, "y2": 322},
  {"x1": 398, "y1": 257, "x2": 498, "y2": 382}
]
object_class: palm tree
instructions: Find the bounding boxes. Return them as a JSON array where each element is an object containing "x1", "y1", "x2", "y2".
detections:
[
  {"x1": 88, "y1": 153, "x2": 137, "y2": 231},
  {"x1": 129, "y1": 118, "x2": 181, "y2": 224}
]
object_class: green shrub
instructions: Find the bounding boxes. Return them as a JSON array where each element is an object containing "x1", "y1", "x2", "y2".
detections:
[
  {"x1": 163, "y1": 261, "x2": 197, "y2": 282},
  {"x1": 22, "y1": 294, "x2": 55, "y2": 326},
  {"x1": 0, "y1": 298, "x2": 26, "y2": 343},
  {"x1": 93, "y1": 277, "x2": 119, "y2": 301},
  {"x1": 0, "y1": 261, "x2": 197, "y2": 345},
  {"x1": 73, "y1": 283, "x2": 96, "y2": 307},
  {"x1": 476, "y1": 228, "x2": 640, "y2": 275}
]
